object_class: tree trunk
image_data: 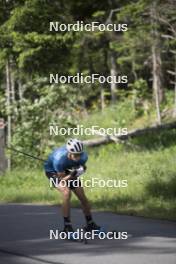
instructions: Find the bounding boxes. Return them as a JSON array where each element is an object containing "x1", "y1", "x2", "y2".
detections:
[
  {"x1": 152, "y1": 44, "x2": 161, "y2": 124},
  {"x1": 151, "y1": 2, "x2": 163, "y2": 124},
  {"x1": 0, "y1": 119, "x2": 7, "y2": 174},
  {"x1": 174, "y1": 55, "x2": 176, "y2": 117},
  {"x1": 100, "y1": 48, "x2": 108, "y2": 111},
  {"x1": 132, "y1": 57, "x2": 138, "y2": 81},
  {"x1": 5, "y1": 58, "x2": 11, "y2": 170},
  {"x1": 11, "y1": 69, "x2": 15, "y2": 102},
  {"x1": 109, "y1": 50, "x2": 117, "y2": 104},
  {"x1": 18, "y1": 79, "x2": 23, "y2": 120},
  {"x1": 83, "y1": 121, "x2": 176, "y2": 147},
  {"x1": 18, "y1": 79, "x2": 23, "y2": 101},
  {"x1": 100, "y1": 86, "x2": 105, "y2": 111}
]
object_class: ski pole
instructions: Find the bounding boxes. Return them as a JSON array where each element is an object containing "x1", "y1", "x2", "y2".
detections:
[{"x1": 6, "y1": 146, "x2": 46, "y2": 162}]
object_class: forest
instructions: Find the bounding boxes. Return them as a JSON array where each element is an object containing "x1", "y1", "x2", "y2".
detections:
[{"x1": 0, "y1": 0, "x2": 176, "y2": 220}]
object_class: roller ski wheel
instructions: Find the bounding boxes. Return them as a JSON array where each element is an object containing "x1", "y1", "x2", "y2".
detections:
[{"x1": 84, "y1": 221, "x2": 105, "y2": 234}]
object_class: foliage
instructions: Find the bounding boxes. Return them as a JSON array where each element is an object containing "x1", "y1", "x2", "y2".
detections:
[{"x1": 0, "y1": 0, "x2": 176, "y2": 168}]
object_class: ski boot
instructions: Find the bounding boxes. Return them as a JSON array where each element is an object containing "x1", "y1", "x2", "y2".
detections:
[{"x1": 62, "y1": 225, "x2": 75, "y2": 240}]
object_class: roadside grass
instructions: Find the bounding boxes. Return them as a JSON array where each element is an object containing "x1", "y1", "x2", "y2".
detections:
[
  {"x1": 1, "y1": 96, "x2": 176, "y2": 220},
  {"x1": 0, "y1": 142, "x2": 176, "y2": 220}
]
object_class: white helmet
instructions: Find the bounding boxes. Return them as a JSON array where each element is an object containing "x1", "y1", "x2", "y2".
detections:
[{"x1": 66, "y1": 138, "x2": 84, "y2": 154}]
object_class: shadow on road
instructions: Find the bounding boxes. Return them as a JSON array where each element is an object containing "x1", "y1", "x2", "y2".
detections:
[{"x1": 0, "y1": 204, "x2": 176, "y2": 264}]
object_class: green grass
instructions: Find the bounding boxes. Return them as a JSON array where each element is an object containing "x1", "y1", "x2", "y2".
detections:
[
  {"x1": 1, "y1": 96, "x2": 176, "y2": 221},
  {"x1": 0, "y1": 142, "x2": 176, "y2": 220}
]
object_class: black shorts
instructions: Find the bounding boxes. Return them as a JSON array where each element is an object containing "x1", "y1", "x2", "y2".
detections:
[{"x1": 45, "y1": 171, "x2": 81, "y2": 190}]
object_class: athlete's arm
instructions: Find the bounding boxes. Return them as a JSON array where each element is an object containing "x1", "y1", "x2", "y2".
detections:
[{"x1": 53, "y1": 159, "x2": 72, "y2": 180}]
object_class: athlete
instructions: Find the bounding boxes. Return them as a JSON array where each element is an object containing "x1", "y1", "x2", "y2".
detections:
[{"x1": 44, "y1": 138, "x2": 100, "y2": 235}]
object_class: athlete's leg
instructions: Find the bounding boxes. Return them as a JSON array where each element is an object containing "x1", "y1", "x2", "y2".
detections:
[
  {"x1": 72, "y1": 186, "x2": 91, "y2": 215},
  {"x1": 56, "y1": 182, "x2": 72, "y2": 229},
  {"x1": 73, "y1": 186, "x2": 100, "y2": 230}
]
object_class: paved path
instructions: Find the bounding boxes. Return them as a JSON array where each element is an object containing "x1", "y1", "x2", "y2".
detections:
[{"x1": 0, "y1": 204, "x2": 176, "y2": 264}]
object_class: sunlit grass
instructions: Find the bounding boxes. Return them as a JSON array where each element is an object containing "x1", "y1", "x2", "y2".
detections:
[
  {"x1": 1, "y1": 143, "x2": 176, "y2": 220},
  {"x1": 1, "y1": 98, "x2": 176, "y2": 220}
]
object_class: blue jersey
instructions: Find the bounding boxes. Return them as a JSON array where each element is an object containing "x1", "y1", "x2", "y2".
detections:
[{"x1": 44, "y1": 146, "x2": 88, "y2": 173}]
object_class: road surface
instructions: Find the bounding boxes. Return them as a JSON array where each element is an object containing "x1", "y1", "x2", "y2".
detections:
[{"x1": 0, "y1": 204, "x2": 176, "y2": 264}]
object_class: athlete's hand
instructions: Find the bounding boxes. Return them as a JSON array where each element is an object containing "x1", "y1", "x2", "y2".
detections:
[
  {"x1": 74, "y1": 166, "x2": 85, "y2": 177},
  {"x1": 66, "y1": 165, "x2": 86, "y2": 178}
]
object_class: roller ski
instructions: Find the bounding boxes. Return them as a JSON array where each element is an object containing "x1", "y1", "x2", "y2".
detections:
[
  {"x1": 84, "y1": 221, "x2": 103, "y2": 233},
  {"x1": 83, "y1": 221, "x2": 106, "y2": 240},
  {"x1": 61, "y1": 225, "x2": 87, "y2": 244}
]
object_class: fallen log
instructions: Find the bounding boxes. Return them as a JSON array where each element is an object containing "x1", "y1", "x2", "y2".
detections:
[{"x1": 83, "y1": 121, "x2": 176, "y2": 147}]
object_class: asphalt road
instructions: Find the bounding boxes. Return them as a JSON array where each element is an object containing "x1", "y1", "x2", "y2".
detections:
[{"x1": 0, "y1": 204, "x2": 176, "y2": 264}]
